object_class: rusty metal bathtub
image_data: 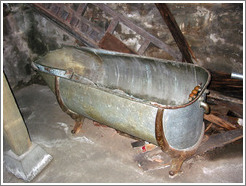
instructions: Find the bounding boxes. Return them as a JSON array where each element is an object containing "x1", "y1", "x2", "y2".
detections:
[{"x1": 32, "y1": 46, "x2": 211, "y2": 175}]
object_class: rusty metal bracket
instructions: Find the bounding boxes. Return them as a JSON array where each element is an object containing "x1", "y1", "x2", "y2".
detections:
[{"x1": 155, "y1": 3, "x2": 197, "y2": 63}]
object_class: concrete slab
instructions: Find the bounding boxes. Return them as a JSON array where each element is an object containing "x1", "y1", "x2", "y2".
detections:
[{"x1": 2, "y1": 84, "x2": 244, "y2": 183}]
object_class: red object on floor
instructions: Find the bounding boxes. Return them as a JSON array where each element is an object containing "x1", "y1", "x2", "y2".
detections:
[{"x1": 142, "y1": 146, "x2": 146, "y2": 152}]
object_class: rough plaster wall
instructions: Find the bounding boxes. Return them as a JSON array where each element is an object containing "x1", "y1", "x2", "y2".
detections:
[{"x1": 3, "y1": 3, "x2": 243, "y2": 89}]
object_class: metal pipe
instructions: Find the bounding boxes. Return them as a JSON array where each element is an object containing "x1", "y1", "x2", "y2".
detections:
[
  {"x1": 231, "y1": 72, "x2": 243, "y2": 79},
  {"x1": 200, "y1": 101, "x2": 210, "y2": 114}
]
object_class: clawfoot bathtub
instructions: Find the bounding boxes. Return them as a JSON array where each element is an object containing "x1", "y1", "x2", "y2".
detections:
[{"x1": 32, "y1": 46, "x2": 210, "y2": 176}]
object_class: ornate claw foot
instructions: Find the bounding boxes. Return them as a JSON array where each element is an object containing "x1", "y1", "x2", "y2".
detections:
[
  {"x1": 169, "y1": 155, "x2": 186, "y2": 176},
  {"x1": 71, "y1": 116, "x2": 85, "y2": 134}
]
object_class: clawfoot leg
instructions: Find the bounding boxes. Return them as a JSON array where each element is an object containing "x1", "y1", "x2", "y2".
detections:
[
  {"x1": 169, "y1": 155, "x2": 186, "y2": 176},
  {"x1": 71, "y1": 116, "x2": 85, "y2": 134}
]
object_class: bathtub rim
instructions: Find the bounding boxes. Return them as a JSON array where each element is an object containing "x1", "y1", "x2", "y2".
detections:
[{"x1": 32, "y1": 59, "x2": 210, "y2": 110}]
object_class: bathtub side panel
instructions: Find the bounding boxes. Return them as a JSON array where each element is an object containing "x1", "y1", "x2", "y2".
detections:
[{"x1": 59, "y1": 78, "x2": 158, "y2": 144}]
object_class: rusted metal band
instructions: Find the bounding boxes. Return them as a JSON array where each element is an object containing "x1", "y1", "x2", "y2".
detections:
[
  {"x1": 155, "y1": 107, "x2": 199, "y2": 176},
  {"x1": 55, "y1": 76, "x2": 82, "y2": 122},
  {"x1": 155, "y1": 108, "x2": 169, "y2": 152}
]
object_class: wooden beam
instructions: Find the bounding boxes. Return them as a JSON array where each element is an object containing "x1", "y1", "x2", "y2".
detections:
[
  {"x1": 155, "y1": 3, "x2": 196, "y2": 63},
  {"x1": 76, "y1": 3, "x2": 88, "y2": 16},
  {"x1": 106, "y1": 18, "x2": 119, "y2": 34},
  {"x1": 137, "y1": 40, "x2": 150, "y2": 55}
]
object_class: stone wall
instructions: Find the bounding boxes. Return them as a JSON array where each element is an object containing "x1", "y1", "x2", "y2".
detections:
[
  {"x1": 3, "y1": 3, "x2": 243, "y2": 90},
  {"x1": 3, "y1": 3, "x2": 79, "y2": 89},
  {"x1": 108, "y1": 3, "x2": 243, "y2": 73}
]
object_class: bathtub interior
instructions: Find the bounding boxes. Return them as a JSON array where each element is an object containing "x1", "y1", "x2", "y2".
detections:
[{"x1": 35, "y1": 46, "x2": 210, "y2": 107}]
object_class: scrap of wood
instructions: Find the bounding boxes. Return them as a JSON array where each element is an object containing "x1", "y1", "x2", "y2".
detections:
[
  {"x1": 208, "y1": 71, "x2": 243, "y2": 100},
  {"x1": 204, "y1": 123, "x2": 213, "y2": 133},
  {"x1": 224, "y1": 116, "x2": 243, "y2": 126},
  {"x1": 98, "y1": 32, "x2": 137, "y2": 54},
  {"x1": 142, "y1": 144, "x2": 158, "y2": 152},
  {"x1": 155, "y1": 3, "x2": 197, "y2": 63},
  {"x1": 207, "y1": 95, "x2": 243, "y2": 121},
  {"x1": 204, "y1": 114, "x2": 237, "y2": 130}
]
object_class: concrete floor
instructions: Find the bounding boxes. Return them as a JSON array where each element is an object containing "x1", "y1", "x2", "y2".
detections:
[{"x1": 2, "y1": 84, "x2": 244, "y2": 183}]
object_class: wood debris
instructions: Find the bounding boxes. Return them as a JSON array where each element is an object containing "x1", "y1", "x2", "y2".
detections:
[{"x1": 204, "y1": 114, "x2": 237, "y2": 130}]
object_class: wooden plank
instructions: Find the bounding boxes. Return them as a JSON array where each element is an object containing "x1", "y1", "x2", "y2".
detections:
[
  {"x1": 106, "y1": 18, "x2": 119, "y2": 34},
  {"x1": 207, "y1": 95, "x2": 243, "y2": 124},
  {"x1": 208, "y1": 90, "x2": 243, "y2": 105},
  {"x1": 155, "y1": 3, "x2": 195, "y2": 64},
  {"x1": 76, "y1": 3, "x2": 88, "y2": 16},
  {"x1": 98, "y1": 32, "x2": 138, "y2": 54},
  {"x1": 137, "y1": 40, "x2": 150, "y2": 55},
  {"x1": 204, "y1": 114, "x2": 237, "y2": 130}
]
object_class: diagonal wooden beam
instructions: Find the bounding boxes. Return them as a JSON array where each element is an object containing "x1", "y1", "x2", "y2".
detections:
[{"x1": 155, "y1": 3, "x2": 197, "y2": 63}]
